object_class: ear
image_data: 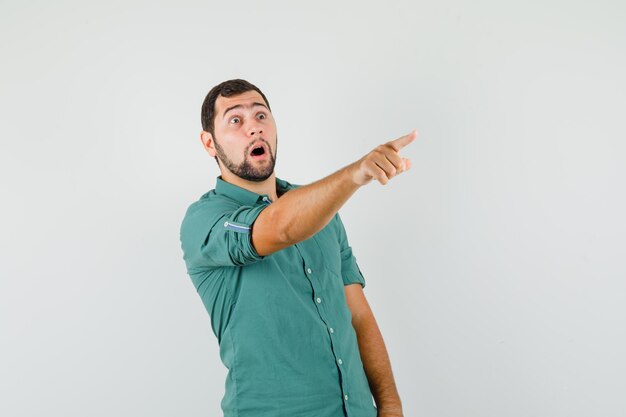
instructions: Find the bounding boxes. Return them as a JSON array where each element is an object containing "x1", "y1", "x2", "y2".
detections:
[{"x1": 200, "y1": 131, "x2": 217, "y2": 157}]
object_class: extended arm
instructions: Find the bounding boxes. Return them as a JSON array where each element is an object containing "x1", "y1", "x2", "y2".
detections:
[
  {"x1": 251, "y1": 130, "x2": 417, "y2": 256},
  {"x1": 345, "y1": 284, "x2": 403, "y2": 417}
]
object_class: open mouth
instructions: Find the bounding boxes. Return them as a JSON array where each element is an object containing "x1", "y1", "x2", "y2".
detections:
[{"x1": 250, "y1": 144, "x2": 267, "y2": 158}]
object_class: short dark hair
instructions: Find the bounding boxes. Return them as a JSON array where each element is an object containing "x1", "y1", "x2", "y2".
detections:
[{"x1": 201, "y1": 78, "x2": 271, "y2": 135}]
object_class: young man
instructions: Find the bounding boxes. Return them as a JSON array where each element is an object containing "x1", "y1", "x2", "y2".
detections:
[{"x1": 180, "y1": 79, "x2": 416, "y2": 417}]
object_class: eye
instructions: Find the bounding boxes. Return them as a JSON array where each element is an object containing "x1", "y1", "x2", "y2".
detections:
[
  {"x1": 229, "y1": 116, "x2": 241, "y2": 124},
  {"x1": 257, "y1": 113, "x2": 266, "y2": 120}
]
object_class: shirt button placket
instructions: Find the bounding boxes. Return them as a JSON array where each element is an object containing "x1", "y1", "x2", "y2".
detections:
[{"x1": 303, "y1": 261, "x2": 347, "y2": 406}]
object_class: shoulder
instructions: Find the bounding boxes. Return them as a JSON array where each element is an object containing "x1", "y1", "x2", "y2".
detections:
[{"x1": 180, "y1": 190, "x2": 243, "y2": 230}]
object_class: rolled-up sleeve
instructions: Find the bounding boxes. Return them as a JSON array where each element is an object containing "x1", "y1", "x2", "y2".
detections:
[
  {"x1": 180, "y1": 201, "x2": 268, "y2": 269},
  {"x1": 335, "y1": 213, "x2": 366, "y2": 288}
]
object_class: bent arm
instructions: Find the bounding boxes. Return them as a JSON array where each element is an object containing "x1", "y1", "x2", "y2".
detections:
[{"x1": 344, "y1": 284, "x2": 403, "y2": 416}]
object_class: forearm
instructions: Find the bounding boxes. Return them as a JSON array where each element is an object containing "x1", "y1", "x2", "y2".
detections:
[
  {"x1": 251, "y1": 130, "x2": 416, "y2": 256},
  {"x1": 352, "y1": 312, "x2": 403, "y2": 415},
  {"x1": 273, "y1": 162, "x2": 360, "y2": 243}
]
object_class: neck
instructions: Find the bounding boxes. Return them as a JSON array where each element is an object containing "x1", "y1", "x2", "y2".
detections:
[{"x1": 220, "y1": 170, "x2": 279, "y2": 202}]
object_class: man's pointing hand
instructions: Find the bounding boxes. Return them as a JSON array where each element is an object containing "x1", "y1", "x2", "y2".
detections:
[{"x1": 350, "y1": 129, "x2": 418, "y2": 186}]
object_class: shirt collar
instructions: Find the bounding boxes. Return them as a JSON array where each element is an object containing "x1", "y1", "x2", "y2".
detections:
[{"x1": 214, "y1": 175, "x2": 296, "y2": 205}]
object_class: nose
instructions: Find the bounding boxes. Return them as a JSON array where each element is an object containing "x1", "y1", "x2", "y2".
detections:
[{"x1": 247, "y1": 121, "x2": 263, "y2": 136}]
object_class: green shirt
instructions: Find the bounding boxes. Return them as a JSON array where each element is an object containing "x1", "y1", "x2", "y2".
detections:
[{"x1": 179, "y1": 176, "x2": 377, "y2": 417}]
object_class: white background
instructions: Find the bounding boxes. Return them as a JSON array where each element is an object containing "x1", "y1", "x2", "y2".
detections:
[{"x1": 1, "y1": 1, "x2": 625, "y2": 416}]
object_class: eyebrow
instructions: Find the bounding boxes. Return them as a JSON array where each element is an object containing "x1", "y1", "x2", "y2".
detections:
[{"x1": 222, "y1": 102, "x2": 269, "y2": 119}]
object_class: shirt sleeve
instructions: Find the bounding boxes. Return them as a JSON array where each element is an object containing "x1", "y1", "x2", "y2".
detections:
[
  {"x1": 335, "y1": 212, "x2": 366, "y2": 289},
  {"x1": 180, "y1": 200, "x2": 268, "y2": 270}
]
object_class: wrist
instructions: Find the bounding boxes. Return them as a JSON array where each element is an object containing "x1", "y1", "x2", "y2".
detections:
[
  {"x1": 376, "y1": 397, "x2": 403, "y2": 414},
  {"x1": 341, "y1": 160, "x2": 363, "y2": 187},
  {"x1": 377, "y1": 406, "x2": 404, "y2": 417}
]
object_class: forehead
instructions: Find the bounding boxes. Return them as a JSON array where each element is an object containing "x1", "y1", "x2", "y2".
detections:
[{"x1": 215, "y1": 90, "x2": 267, "y2": 117}]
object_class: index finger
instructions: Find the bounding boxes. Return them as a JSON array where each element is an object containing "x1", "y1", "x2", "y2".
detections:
[{"x1": 387, "y1": 129, "x2": 418, "y2": 151}]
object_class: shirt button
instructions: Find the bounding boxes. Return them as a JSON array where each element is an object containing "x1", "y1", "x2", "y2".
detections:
[
  {"x1": 344, "y1": 394, "x2": 349, "y2": 401},
  {"x1": 337, "y1": 358, "x2": 343, "y2": 365},
  {"x1": 307, "y1": 268, "x2": 312, "y2": 274},
  {"x1": 329, "y1": 327, "x2": 334, "y2": 334},
  {"x1": 223, "y1": 221, "x2": 229, "y2": 227},
  {"x1": 316, "y1": 297, "x2": 322, "y2": 304}
]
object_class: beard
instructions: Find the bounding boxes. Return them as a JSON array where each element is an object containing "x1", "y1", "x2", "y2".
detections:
[{"x1": 213, "y1": 134, "x2": 277, "y2": 182}]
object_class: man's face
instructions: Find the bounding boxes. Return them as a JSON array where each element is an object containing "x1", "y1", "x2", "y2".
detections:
[{"x1": 203, "y1": 90, "x2": 278, "y2": 182}]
